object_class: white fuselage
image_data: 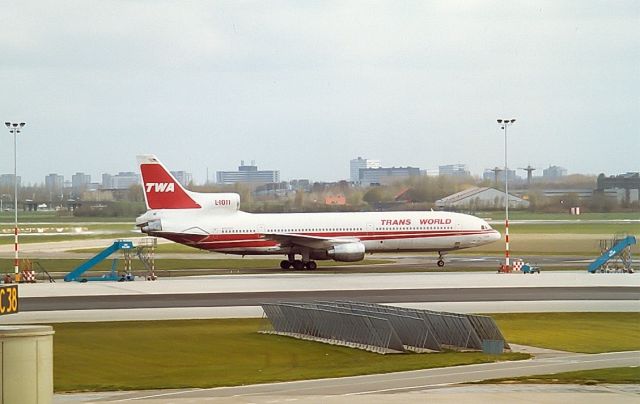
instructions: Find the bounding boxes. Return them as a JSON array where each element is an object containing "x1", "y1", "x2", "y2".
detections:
[{"x1": 137, "y1": 209, "x2": 500, "y2": 257}]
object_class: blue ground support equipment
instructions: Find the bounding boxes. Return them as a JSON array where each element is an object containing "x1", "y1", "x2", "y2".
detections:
[
  {"x1": 521, "y1": 263, "x2": 540, "y2": 274},
  {"x1": 64, "y1": 240, "x2": 134, "y2": 282},
  {"x1": 588, "y1": 235, "x2": 636, "y2": 273}
]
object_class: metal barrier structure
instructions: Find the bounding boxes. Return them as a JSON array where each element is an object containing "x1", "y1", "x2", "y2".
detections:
[
  {"x1": 260, "y1": 301, "x2": 509, "y2": 354},
  {"x1": 261, "y1": 303, "x2": 404, "y2": 353}
]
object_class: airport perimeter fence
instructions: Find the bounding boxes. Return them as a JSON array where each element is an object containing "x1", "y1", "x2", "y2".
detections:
[{"x1": 260, "y1": 301, "x2": 509, "y2": 354}]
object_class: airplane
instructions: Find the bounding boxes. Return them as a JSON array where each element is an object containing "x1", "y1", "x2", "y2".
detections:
[{"x1": 135, "y1": 155, "x2": 501, "y2": 270}]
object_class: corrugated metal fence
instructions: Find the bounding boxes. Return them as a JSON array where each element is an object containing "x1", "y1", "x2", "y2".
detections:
[{"x1": 260, "y1": 301, "x2": 509, "y2": 354}]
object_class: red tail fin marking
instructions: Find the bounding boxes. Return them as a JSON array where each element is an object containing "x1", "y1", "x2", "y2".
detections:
[{"x1": 140, "y1": 164, "x2": 201, "y2": 209}]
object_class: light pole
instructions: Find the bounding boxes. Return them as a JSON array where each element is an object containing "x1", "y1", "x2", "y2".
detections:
[
  {"x1": 497, "y1": 118, "x2": 515, "y2": 270},
  {"x1": 5, "y1": 121, "x2": 25, "y2": 275}
]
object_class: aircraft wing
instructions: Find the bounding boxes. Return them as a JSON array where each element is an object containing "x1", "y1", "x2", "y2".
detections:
[{"x1": 263, "y1": 233, "x2": 361, "y2": 249}]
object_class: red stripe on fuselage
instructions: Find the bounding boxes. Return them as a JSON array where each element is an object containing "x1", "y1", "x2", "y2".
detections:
[{"x1": 152, "y1": 229, "x2": 495, "y2": 251}]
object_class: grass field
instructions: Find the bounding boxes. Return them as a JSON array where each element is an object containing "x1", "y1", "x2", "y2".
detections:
[
  {"x1": 492, "y1": 312, "x2": 640, "y2": 353},
  {"x1": 481, "y1": 367, "x2": 640, "y2": 384},
  {"x1": 51, "y1": 313, "x2": 640, "y2": 392},
  {"x1": 0, "y1": 212, "x2": 135, "y2": 223},
  {"x1": 479, "y1": 211, "x2": 639, "y2": 221},
  {"x1": 52, "y1": 319, "x2": 529, "y2": 392},
  {"x1": 0, "y1": 258, "x2": 392, "y2": 274},
  {"x1": 464, "y1": 233, "x2": 639, "y2": 256},
  {"x1": 490, "y1": 222, "x2": 639, "y2": 235}
]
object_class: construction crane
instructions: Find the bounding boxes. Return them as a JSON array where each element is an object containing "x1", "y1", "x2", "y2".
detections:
[
  {"x1": 518, "y1": 165, "x2": 537, "y2": 187},
  {"x1": 489, "y1": 167, "x2": 503, "y2": 188}
]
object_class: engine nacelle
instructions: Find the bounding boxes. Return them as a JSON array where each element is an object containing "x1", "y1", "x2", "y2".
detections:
[{"x1": 327, "y1": 242, "x2": 366, "y2": 262}]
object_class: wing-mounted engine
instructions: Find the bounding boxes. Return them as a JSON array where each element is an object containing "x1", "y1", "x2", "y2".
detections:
[{"x1": 327, "y1": 242, "x2": 366, "y2": 262}]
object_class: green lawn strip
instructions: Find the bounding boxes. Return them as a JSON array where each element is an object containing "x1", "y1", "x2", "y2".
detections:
[
  {"x1": 480, "y1": 212, "x2": 639, "y2": 221},
  {"x1": 0, "y1": 232, "x2": 137, "y2": 246},
  {"x1": 68, "y1": 243, "x2": 213, "y2": 254},
  {"x1": 53, "y1": 319, "x2": 529, "y2": 392},
  {"x1": 73, "y1": 237, "x2": 637, "y2": 256},
  {"x1": 490, "y1": 223, "x2": 639, "y2": 235},
  {"x1": 477, "y1": 367, "x2": 640, "y2": 385},
  {"x1": 1, "y1": 258, "x2": 392, "y2": 273},
  {"x1": 492, "y1": 313, "x2": 640, "y2": 353},
  {"x1": 466, "y1": 234, "x2": 639, "y2": 256},
  {"x1": 0, "y1": 223, "x2": 134, "y2": 231},
  {"x1": 0, "y1": 213, "x2": 138, "y2": 223}
]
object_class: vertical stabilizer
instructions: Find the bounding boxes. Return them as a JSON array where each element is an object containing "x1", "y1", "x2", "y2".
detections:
[{"x1": 137, "y1": 155, "x2": 201, "y2": 210}]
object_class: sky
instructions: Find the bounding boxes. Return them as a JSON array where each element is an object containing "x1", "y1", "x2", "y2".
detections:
[{"x1": 1, "y1": 0, "x2": 638, "y2": 185}]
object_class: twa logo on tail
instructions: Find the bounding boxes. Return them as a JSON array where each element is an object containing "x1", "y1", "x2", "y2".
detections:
[
  {"x1": 145, "y1": 183, "x2": 175, "y2": 193},
  {"x1": 137, "y1": 154, "x2": 201, "y2": 210}
]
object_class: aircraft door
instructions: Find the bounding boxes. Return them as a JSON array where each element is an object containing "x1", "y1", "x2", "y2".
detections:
[{"x1": 366, "y1": 223, "x2": 374, "y2": 235}]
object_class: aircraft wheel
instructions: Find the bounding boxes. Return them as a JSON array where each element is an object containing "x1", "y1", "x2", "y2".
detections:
[
  {"x1": 305, "y1": 261, "x2": 317, "y2": 270},
  {"x1": 292, "y1": 260, "x2": 305, "y2": 270},
  {"x1": 437, "y1": 259, "x2": 445, "y2": 267},
  {"x1": 280, "y1": 260, "x2": 291, "y2": 270}
]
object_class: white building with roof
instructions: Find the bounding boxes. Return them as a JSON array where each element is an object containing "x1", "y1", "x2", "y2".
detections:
[{"x1": 435, "y1": 187, "x2": 530, "y2": 210}]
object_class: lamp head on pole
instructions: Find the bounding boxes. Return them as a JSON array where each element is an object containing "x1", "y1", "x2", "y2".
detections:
[
  {"x1": 4, "y1": 122, "x2": 10, "y2": 128},
  {"x1": 497, "y1": 118, "x2": 516, "y2": 129}
]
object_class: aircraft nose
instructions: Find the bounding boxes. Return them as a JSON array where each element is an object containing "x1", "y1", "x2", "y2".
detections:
[{"x1": 491, "y1": 229, "x2": 501, "y2": 241}]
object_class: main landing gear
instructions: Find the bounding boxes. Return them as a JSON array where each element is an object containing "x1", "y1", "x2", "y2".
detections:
[{"x1": 280, "y1": 254, "x2": 318, "y2": 270}]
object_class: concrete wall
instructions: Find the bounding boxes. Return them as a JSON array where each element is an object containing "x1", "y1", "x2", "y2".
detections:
[{"x1": 0, "y1": 325, "x2": 54, "y2": 404}]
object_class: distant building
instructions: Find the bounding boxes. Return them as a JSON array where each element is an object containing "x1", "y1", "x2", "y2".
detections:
[
  {"x1": 596, "y1": 172, "x2": 640, "y2": 203},
  {"x1": 439, "y1": 164, "x2": 470, "y2": 177},
  {"x1": 513, "y1": 188, "x2": 595, "y2": 199},
  {"x1": 350, "y1": 157, "x2": 381, "y2": 184},
  {"x1": 254, "y1": 182, "x2": 290, "y2": 197},
  {"x1": 170, "y1": 171, "x2": 193, "y2": 187},
  {"x1": 359, "y1": 167, "x2": 421, "y2": 186},
  {"x1": 216, "y1": 161, "x2": 280, "y2": 185},
  {"x1": 543, "y1": 165, "x2": 567, "y2": 179},
  {"x1": 45, "y1": 174, "x2": 64, "y2": 192},
  {"x1": 394, "y1": 188, "x2": 414, "y2": 203},
  {"x1": 0, "y1": 174, "x2": 21, "y2": 189},
  {"x1": 102, "y1": 172, "x2": 140, "y2": 189},
  {"x1": 483, "y1": 168, "x2": 519, "y2": 184},
  {"x1": 435, "y1": 187, "x2": 530, "y2": 210},
  {"x1": 71, "y1": 172, "x2": 91, "y2": 191},
  {"x1": 290, "y1": 179, "x2": 311, "y2": 192},
  {"x1": 324, "y1": 194, "x2": 346, "y2": 205}
]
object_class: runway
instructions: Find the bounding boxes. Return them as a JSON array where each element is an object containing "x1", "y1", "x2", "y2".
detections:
[
  {"x1": 19, "y1": 286, "x2": 640, "y2": 311},
  {"x1": 8, "y1": 271, "x2": 638, "y2": 323}
]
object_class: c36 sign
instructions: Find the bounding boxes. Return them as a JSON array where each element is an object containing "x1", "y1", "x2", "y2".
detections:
[{"x1": 0, "y1": 285, "x2": 18, "y2": 315}]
